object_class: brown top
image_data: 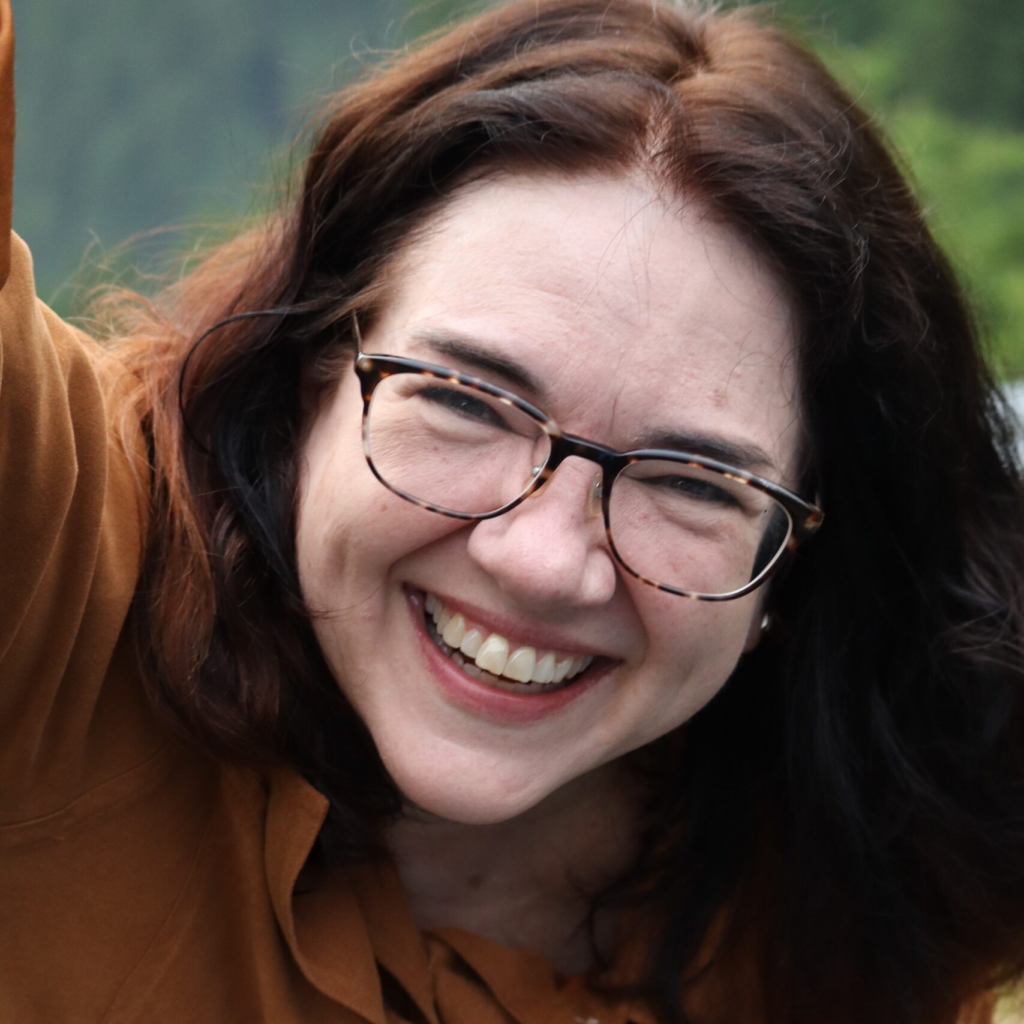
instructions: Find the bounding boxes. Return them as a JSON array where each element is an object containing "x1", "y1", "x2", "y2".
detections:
[{"x1": 0, "y1": 5, "x2": 1002, "y2": 1022}]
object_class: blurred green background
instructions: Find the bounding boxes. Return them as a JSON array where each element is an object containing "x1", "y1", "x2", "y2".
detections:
[{"x1": 12, "y1": 0, "x2": 1024, "y2": 377}]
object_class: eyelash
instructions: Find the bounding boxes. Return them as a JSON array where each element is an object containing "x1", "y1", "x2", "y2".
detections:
[
  {"x1": 420, "y1": 385, "x2": 510, "y2": 429},
  {"x1": 643, "y1": 474, "x2": 739, "y2": 507}
]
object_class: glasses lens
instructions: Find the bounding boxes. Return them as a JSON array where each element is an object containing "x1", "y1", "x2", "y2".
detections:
[
  {"x1": 608, "y1": 459, "x2": 792, "y2": 597},
  {"x1": 366, "y1": 373, "x2": 552, "y2": 515}
]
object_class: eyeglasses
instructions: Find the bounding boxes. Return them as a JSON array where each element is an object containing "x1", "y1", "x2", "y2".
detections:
[{"x1": 354, "y1": 351, "x2": 823, "y2": 601}]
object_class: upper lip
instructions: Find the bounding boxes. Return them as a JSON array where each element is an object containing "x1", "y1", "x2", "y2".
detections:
[{"x1": 412, "y1": 586, "x2": 621, "y2": 660}]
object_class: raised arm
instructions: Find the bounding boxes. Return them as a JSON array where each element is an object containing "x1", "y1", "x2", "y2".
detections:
[
  {"x1": 0, "y1": 0, "x2": 13, "y2": 288},
  {"x1": 0, "y1": 0, "x2": 158, "y2": 822}
]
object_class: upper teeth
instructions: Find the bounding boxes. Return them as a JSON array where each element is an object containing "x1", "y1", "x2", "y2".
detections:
[{"x1": 425, "y1": 593, "x2": 594, "y2": 685}]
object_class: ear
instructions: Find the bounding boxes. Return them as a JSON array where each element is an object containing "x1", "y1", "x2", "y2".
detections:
[{"x1": 743, "y1": 595, "x2": 770, "y2": 653}]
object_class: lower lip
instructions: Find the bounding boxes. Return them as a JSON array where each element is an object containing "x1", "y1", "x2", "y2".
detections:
[{"x1": 406, "y1": 589, "x2": 610, "y2": 725}]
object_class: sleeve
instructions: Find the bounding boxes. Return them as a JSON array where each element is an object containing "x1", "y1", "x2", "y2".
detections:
[
  {"x1": 0, "y1": 0, "x2": 12, "y2": 291},
  {"x1": 0, "y1": 0, "x2": 161, "y2": 824},
  {"x1": 957, "y1": 992, "x2": 996, "y2": 1024}
]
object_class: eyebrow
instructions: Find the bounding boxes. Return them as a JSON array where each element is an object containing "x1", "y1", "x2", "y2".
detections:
[
  {"x1": 408, "y1": 328, "x2": 776, "y2": 474},
  {"x1": 632, "y1": 428, "x2": 777, "y2": 474},
  {"x1": 410, "y1": 329, "x2": 547, "y2": 402}
]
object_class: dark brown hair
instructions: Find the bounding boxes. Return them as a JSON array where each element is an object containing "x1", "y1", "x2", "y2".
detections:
[{"x1": 102, "y1": 2, "x2": 1024, "y2": 1021}]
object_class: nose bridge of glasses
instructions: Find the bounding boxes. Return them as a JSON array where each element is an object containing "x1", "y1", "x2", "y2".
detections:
[
  {"x1": 528, "y1": 444, "x2": 608, "y2": 518},
  {"x1": 527, "y1": 467, "x2": 603, "y2": 524}
]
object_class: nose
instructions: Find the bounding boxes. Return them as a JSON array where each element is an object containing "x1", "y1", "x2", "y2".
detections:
[{"x1": 465, "y1": 458, "x2": 618, "y2": 608}]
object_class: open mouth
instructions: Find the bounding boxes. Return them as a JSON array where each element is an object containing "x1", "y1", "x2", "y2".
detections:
[{"x1": 420, "y1": 590, "x2": 604, "y2": 696}]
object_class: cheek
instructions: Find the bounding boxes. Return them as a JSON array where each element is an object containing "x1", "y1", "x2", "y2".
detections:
[
  {"x1": 629, "y1": 594, "x2": 758, "y2": 740},
  {"x1": 296, "y1": 440, "x2": 438, "y2": 612},
  {"x1": 294, "y1": 373, "x2": 398, "y2": 611},
  {"x1": 294, "y1": 381, "x2": 464, "y2": 679},
  {"x1": 295, "y1": 393, "x2": 368, "y2": 603}
]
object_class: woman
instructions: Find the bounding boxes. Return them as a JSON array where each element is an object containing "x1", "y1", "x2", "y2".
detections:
[{"x1": 2, "y1": 1, "x2": 1023, "y2": 1022}]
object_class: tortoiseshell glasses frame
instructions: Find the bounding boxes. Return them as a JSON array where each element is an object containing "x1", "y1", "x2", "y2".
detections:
[{"x1": 353, "y1": 351, "x2": 824, "y2": 601}]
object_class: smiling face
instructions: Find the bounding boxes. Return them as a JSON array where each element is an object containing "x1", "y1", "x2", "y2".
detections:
[{"x1": 295, "y1": 171, "x2": 802, "y2": 825}]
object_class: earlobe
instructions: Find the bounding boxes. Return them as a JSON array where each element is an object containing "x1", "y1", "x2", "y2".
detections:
[{"x1": 744, "y1": 610, "x2": 771, "y2": 653}]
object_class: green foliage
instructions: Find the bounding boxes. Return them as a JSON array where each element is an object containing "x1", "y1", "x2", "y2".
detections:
[
  {"x1": 778, "y1": 0, "x2": 1024, "y2": 129},
  {"x1": 881, "y1": 105, "x2": 1024, "y2": 376},
  {"x1": 811, "y1": 43, "x2": 1024, "y2": 376}
]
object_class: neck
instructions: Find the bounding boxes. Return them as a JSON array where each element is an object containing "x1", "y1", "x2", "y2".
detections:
[{"x1": 383, "y1": 758, "x2": 646, "y2": 974}]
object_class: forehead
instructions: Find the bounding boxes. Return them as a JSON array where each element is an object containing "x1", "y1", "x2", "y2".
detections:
[{"x1": 369, "y1": 172, "x2": 803, "y2": 481}]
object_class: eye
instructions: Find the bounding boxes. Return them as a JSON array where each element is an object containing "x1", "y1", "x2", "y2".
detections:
[
  {"x1": 644, "y1": 472, "x2": 740, "y2": 507},
  {"x1": 417, "y1": 384, "x2": 512, "y2": 429}
]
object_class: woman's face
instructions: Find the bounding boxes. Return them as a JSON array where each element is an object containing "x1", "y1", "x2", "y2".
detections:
[{"x1": 295, "y1": 172, "x2": 802, "y2": 825}]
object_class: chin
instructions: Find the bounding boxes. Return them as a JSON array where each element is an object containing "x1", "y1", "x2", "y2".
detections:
[{"x1": 386, "y1": 757, "x2": 559, "y2": 826}]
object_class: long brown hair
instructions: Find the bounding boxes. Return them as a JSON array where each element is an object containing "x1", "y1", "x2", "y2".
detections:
[{"x1": 100, "y1": 2, "x2": 1024, "y2": 1021}]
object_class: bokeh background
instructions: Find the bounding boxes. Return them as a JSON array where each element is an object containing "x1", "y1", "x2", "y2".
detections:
[{"x1": 12, "y1": 0, "x2": 1024, "y2": 378}]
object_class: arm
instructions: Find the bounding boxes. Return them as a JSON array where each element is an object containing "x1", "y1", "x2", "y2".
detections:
[
  {"x1": 0, "y1": 0, "x2": 12, "y2": 289},
  {"x1": 0, "y1": 0, "x2": 158, "y2": 822},
  {"x1": 960, "y1": 992, "x2": 997, "y2": 1024}
]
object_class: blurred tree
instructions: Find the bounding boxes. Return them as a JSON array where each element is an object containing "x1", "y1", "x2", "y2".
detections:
[
  {"x1": 781, "y1": 0, "x2": 1024, "y2": 128},
  {"x1": 887, "y1": 105, "x2": 1024, "y2": 375},
  {"x1": 13, "y1": 0, "x2": 403, "y2": 301}
]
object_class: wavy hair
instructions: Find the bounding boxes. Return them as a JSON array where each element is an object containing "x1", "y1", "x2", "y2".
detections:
[{"x1": 99, "y1": 1, "x2": 1024, "y2": 1021}]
